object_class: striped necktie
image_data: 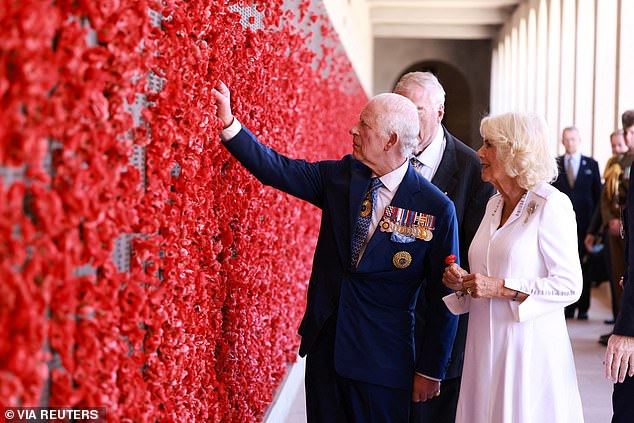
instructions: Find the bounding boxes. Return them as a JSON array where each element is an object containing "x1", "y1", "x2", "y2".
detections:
[
  {"x1": 410, "y1": 157, "x2": 425, "y2": 178},
  {"x1": 351, "y1": 177, "x2": 383, "y2": 267}
]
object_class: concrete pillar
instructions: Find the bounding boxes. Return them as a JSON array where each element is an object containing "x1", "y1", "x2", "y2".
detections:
[
  {"x1": 546, "y1": 0, "x2": 562, "y2": 151},
  {"x1": 617, "y1": 0, "x2": 634, "y2": 118},
  {"x1": 593, "y1": 0, "x2": 618, "y2": 167},
  {"x1": 535, "y1": 0, "x2": 549, "y2": 119},
  {"x1": 558, "y1": 0, "x2": 576, "y2": 146},
  {"x1": 574, "y1": 0, "x2": 596, "y2": 155}
]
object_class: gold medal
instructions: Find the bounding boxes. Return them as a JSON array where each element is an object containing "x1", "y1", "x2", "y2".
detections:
[
  {"x1": 360, "y1": 199, "x2": 371, "y2": 217},
  {"x1": 380, "y1": 220, "x2": 392, "y2": 232},
  {"x1": 392, "y1": 251, "x2": 412, "y2": 269}
]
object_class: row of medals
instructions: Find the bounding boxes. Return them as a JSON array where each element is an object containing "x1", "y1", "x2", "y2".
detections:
[
  {"x1": 361, "y1": 199, "x2": 434, "y2": 241},
  {"x1": 380, "y1": 219, "x2": 433, "y2": 241}
]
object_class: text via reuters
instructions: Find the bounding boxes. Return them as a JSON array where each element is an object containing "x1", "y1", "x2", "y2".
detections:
[{"x1": 2, "y1": 407, "x2": 106, "y2": 422}]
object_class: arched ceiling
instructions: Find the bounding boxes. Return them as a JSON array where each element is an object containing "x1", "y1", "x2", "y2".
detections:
[{"x1": 368, "y1": 0, "x2": 526, "y2": 39}]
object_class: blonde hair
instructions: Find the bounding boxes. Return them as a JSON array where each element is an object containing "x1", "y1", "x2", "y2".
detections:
[{"x1": 480, "y1": 112, "x2": 558, "y2": 190}]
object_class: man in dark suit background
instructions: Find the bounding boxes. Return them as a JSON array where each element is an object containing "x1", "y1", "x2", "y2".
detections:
[
  {"x1": 552, "y1": 126, "x2": 601, "y2": 320},
  {"x1": 213, "y1": 81, "x2": 460, "y2": 422},
  {"x1": 605, "y1": 109, "x2": 634, "y2": 422},
  {"x1": 394, "y1": 72, "x2": 494, "y2": 423}
]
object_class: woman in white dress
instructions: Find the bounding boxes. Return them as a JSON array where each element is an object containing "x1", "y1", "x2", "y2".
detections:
[{"x1": 442, "y1": 112, "x2": 584, "y2": 423}]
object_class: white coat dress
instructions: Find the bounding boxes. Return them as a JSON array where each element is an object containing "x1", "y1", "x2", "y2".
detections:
[{"x1": 443, "y1": 182, "x2": 584, "y2": 423}]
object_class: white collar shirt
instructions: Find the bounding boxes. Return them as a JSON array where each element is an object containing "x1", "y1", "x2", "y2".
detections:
[
  {"x1": 413, "y1": 127, "x2": 446, "y2": 181},
  {"x1": 357, "y1": 159, "x2": 409, "y2": 260}
]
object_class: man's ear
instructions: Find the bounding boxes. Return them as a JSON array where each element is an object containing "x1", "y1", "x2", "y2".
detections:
[
  {"x1": 384, "y1": 133, "x2": 398, "y2": 151},
  {"x1": 438, "y1": 104, "x2": 445, "y2": 122}
]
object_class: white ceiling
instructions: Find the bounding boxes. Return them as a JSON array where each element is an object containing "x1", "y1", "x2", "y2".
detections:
[{"x1": 368, "y1": 0, "x2": 525, "y2": 39}]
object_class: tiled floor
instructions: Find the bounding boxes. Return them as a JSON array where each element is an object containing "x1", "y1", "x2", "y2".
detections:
[{"x1": 284, "y1": 282, "x2": 616, "y2": 423}]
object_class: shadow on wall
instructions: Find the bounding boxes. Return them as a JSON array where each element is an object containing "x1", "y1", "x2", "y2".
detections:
[{"x1": 393, "y1": 61, "x2": 475, "y2": 148}]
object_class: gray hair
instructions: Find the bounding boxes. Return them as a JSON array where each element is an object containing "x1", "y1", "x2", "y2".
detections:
[
  {"x1": 394, "y1": 71, "x2": 446, "y2": 107},
  {"x1": 562, "y1": 126, "x2": 579, "y2": 136},
  {"x1": 370, "y1": 93, "x2": 419, "y2": 157},
  {"x1": 480, "y1": 112, "x2": 558, "y2": 190}
]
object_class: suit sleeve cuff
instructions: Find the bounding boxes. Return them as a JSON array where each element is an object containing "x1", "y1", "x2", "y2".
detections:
[
  {"x1": 220, "y1": 118, "x2": 242, "y2": 141},
  {"x1": 415, "y1": 372, "x2": 441, "y2": 382}
]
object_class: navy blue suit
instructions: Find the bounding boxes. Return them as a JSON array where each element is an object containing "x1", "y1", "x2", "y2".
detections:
[
  {"x1": 612, "y1": 169, "x2": 634, "y2": 422},
  {"x1": 222, "y1": 126, "x2": 459, "y2": 422},
  {"x1": 552, "y1": 154, "x2": 601, "y2": 315},
  {"x1": 412, "y1": 127, "x2": 494, "y2": 423}
]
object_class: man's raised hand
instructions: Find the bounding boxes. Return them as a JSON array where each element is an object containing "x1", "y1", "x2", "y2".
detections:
[{"x1": 212, "y1": 81, "x2": 234, "y2": 129}]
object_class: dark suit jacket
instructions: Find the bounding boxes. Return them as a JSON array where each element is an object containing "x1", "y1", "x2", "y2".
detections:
[
  {"x1": 616, "y1": 169, "x2": 634, "y2": 336},
  {"x1": 552, "y1": 155, "x2": 601, "y2": 253},
  {"x1": 415, "y1": 126, "x2": 495, "y2": 380},
  {"x1": 223, "y1": 126, "x2": 460, "y2": 390}
]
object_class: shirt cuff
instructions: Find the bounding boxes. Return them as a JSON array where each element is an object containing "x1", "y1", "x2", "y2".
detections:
[
  {"x1": 220, "y1": 118, "x2": 242, "y2": 141},
  {"x1": 503, "y1": 278, "x2": 522, "y2": 291},
  {"x1": 415, "y1": 372, "x2": 441, "y2": 382}
]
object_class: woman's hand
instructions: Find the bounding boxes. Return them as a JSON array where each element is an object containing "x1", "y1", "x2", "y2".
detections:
[
  {"x1": 443, "y1": 263, "x2": 467, "y2": 291},
  {"x1": 461, "y1": 273, "x2": 505, "y2": 298}
]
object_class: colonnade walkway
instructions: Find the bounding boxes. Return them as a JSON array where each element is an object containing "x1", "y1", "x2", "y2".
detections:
[{"x1": 283, "y1": 282, "x2": 615, "y2": 423}]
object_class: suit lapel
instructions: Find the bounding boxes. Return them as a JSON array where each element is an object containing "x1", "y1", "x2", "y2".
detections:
[
  {"x1": 349, "y1": 161, "x2": 372, "y2": 252},
  {"x1": 577, "y1": 156, "x2": 588, "y2": 186},
  {"x1": 557, "y1": 156, "x2": 572, "y2": 190}
]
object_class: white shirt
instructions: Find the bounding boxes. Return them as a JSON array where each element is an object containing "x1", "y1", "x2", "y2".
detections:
[
  {"x1": 356, "y1": 159, "x2": 409, "y2": 261},
  {"x1": 413, "y1": 126, "x2": 446, "y2": 180},
  {"x1": 221, "y1": 117, "x2": 243, "y2": 140}
]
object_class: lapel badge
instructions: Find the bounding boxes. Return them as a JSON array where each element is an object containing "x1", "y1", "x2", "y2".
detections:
[
  {"x1": 524, "y1": 200, "x2": 538, "y2": 224},
  {"x1": 393, "y1": 251, "x2": 412, "y2": 269}
]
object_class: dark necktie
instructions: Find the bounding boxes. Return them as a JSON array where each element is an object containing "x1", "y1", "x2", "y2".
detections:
[{"x1": 351, "y1": 177, "x2": 383, "y2": 267}]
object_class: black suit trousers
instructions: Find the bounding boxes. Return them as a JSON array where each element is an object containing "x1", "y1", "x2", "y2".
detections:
[{"x1": 612, "y1": 375, "x2": 634, "y2": 422}]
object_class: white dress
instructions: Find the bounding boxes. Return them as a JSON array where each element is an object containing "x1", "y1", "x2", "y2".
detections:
[{"x1": 443, "y1": 182, "x2": 584, "y2": 423}]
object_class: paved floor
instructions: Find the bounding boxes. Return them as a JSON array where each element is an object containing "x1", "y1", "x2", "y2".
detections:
[{"x1": 284, "y1": 282, "x2": 616, "y2": 423}]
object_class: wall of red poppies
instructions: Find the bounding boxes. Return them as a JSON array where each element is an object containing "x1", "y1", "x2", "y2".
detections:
[{"x1": 0, "y1": 1, "x2": 366, "y2": 421}]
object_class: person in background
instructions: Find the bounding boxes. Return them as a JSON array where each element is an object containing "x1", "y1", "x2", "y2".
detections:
[
  {"x1": 586, "y1": 130, "x2": 628, "y2": 330},
  {"x1": 213, "y1": 81, "x2": 460, "y2": 423},
  {"x1": 551, "y1": 126, "x2": 601, "y2": 320},
  {"x1": 393, "y1": 71, "x2": 494, "y2": 423},
  {"x1": 443, "y1": 112, "x2": 584, "y2": 423},
  {"x1": 605, "y1": 110, "x2": 634, "y2": 423},
  {"x1": 598, "y1": 128, "x2": 634, "y2": 347}
]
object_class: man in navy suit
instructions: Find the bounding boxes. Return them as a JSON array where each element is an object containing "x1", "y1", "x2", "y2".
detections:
[
  {"x1": 552, "y1": 126, "x2": 601, "y2": 320},
  {"x1": 606, "y1": 110, "x2": 634, "y2": 422},
  {"x1": 212, "y1": 81, "x2": 459, "y2": 422},
  {"x1": 394, "y1": 72, "x2": 494, "y2": 423}
]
